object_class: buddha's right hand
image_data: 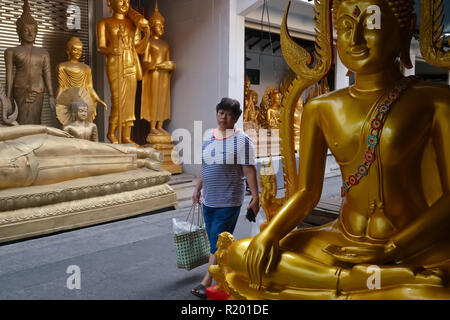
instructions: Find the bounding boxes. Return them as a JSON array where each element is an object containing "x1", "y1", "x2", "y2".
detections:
[{"x1": 243, "y1": 231, "x2": 279, "y2": 290}]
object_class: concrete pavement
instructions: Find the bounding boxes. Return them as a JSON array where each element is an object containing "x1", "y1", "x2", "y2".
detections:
[{"x1": 0, "y1": 175, "x2": 341, "y2": 300}]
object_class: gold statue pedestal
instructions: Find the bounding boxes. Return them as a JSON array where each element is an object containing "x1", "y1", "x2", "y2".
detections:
[
  {"x1": 146, "y1": 133, "x2": 183, "y2": 174},
  {"x1": 0, "y1": 168, "x2": 177, "y2": 244}
]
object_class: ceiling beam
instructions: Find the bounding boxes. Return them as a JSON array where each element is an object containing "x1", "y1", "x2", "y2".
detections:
[{"x1": 237, "y1": 0, "x2": 264, "y2": 16}]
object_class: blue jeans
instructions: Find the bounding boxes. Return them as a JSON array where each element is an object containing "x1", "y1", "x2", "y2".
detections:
[{"x1": 202, "y1": 204, "x2": 241, "y2": 254}]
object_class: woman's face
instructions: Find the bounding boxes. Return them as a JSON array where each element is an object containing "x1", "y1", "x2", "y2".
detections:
[
  {"x1": 216, "y1": 109, "x2": 237, "y2": 130},
  {"x1": 336, "y1": 0, "x2": 401, "y2": 74},
  {"x1": 109, "y1": 0, "x2": 130, "y2": 15}
]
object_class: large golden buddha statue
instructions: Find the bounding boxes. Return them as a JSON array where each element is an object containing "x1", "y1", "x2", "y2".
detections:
[
  {"x1": 212, "y1": 0, "x2": 450, "y2": 299},
  {"x1": 141, "y1": 1, "x2": 176, "y2": 138},
  {"x1": 96, "y1": 0, "x2": 149, "y2": 144}
]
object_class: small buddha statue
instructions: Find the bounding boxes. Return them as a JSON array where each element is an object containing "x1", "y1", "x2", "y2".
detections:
[
  {"x1": 62, "y1": 98, "x2": 99, "y2": 142},
  {"x1": 97, "y1": 0, "x2": 150, "y2": 144},
  {"x1": 57, "y1": 37, "x2": 107, "y2": 122},
  {"x1": 259, "y1": 86, "x2": 282, "y2": 129},
  {"x1": 141, "y1": 1, "x2": 177, "y2": 138},
  {"x1": 266, "y1": 89, "x2": 282, "y2": 130},
  {"x1": 4, "y1": 0, "x2": 56, "y2": 125},
  {"x1": 213, "y1": 0, "x2": 450, "y2": 299}
]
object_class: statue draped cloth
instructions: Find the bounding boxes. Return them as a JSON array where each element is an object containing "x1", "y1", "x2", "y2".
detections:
[{"x1": 140, "y1": 39, "x2": 172, "y2": 123}]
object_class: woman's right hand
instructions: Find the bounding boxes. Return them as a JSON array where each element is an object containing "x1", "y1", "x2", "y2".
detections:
[
  {"x1": 192, "y1": 187, "x2": 201, "y2": 204},
  {"x1": 243, "y1": 230, "x2": 279, "y2": 290}
]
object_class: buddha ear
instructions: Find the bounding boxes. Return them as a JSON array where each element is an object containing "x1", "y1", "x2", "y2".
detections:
[{"x1": 400, "y1": 13, "x2": 416, "y2": 70}]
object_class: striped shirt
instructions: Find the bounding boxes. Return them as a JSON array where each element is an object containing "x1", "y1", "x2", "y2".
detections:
[{"x1": 201, "y1": 129, "x2": 256, "y2": 208}]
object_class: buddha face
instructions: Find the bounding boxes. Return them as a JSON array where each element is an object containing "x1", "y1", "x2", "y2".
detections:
[
  {"x1": 19, "y1": 23, "x2": 37, "y2": 44},
  {"x1": 270, "y1": 90, "x2": 282, "y2": 108},
  {"x1": 109, "y1": 0, "x2": 130, "y2": 15},
  {"x1": 152, "y1": 21, "x2": 165, "y2": 37},
  {"x1": 336, "y1": 0, "x2": 402, "y2": 74},
  {"x1": 67, "y1": 43, "x2": 83, "y2": 62},
  {"x1": 73, "y1": 105, "x2": 88, "y2": 122}
]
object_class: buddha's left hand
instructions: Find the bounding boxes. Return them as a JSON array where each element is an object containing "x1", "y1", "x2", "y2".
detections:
[{"x1": 323, "y1": 241, "x2": 397, "y2": 264}]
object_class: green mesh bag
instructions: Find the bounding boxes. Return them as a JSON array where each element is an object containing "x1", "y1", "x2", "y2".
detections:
[{"x1": 173, "y1": 204, "x2": 210, "y2": 270}]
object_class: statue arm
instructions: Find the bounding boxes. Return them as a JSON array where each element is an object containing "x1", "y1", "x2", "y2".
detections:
[
  {"x1": 86, "y1": 67, "x2": 106, "y2": 108},
  {"x1": 96, "y1": 20, "x2": 113, "y2": 56},
  {"x1": 128, "y1": 8, "x2": 149, "y2": 54},
  {"x1": 244, "y1": 101, "x2": 328, "y2": 289},
  {"x1": 43, "y1": 51, "x2": 55, "y2": 98},
  {"x1": 5, "y1": 48, "x2": 14, "y2": 99},
  {"x1": 91, "y1": 124, "x2": 99, "y2": 142},
  {"x1": 0, "y1": 125, "x2": 71, "y2": 142}
]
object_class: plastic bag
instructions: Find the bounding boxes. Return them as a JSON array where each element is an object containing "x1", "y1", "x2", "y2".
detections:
[
  {"x1": 250, "y1": 211, "x2": 266, "y2": 237},
  {"x1": 172, "y1": 218, "x2": 200, "y2": 235}
]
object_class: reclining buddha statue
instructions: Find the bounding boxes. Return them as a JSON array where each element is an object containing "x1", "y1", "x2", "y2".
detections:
[
  {"x1": 0, "y1": 90, "x2": 176, "y2": 243},
  {"x1": 211, "y1": 0, "x2": 450, "y2": 299}
]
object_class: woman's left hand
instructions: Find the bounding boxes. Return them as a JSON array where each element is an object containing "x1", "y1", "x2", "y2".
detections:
[{"x1": 247, "y1": 197, "x2": 260, "y2": 216}]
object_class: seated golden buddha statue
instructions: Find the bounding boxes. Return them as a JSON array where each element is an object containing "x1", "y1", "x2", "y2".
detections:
[
  {"x1": 259, "y1": 86, "x2": 282, "y2": 130},
  {"x1": 212, "y1": 0, "x2": 450, "y2": 299},
  {"x1": 56, "y1": 37, "x2": 107, "y2": 122}
]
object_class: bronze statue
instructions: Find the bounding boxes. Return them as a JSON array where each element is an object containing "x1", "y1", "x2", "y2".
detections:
[
  {"x1": 212, "y1": 0, "x2": 450, "y2": 299},
  {"x1": 141, "y1": 1, "x2": 176, "y2": 137},
  {"x1": 62, "y1": 98, "x2": 99, "y2": 142},
  {"x1": 97, "y1": 0, "x2": 150, "y2": 144},
  {"x1": 4, "y1": 0, "x2": 56, "y2": 125},
  {"x1": 57, "y1": 37, "x2": 107, "y2": 122}
]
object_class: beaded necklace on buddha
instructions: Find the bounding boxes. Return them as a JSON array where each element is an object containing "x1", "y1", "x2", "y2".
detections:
[{"x1": 341, "y1": 76, "x2": 416, "y2": 197}]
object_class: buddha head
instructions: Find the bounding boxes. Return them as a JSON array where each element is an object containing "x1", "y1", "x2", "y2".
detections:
[
  {"x1": 334, "y1": 0, "x2": 415, "y2": 74},
  {"x1": 66, "y1": 37, "x2": 83, "y2": 62},
  {"x1": 16, "y1": 0, "x2": 38, "y2": 44},
  {"x1": 269, "y1": 89, "x2": 282, "y2": 108},
  {"x1": 107, "y1": 0, "x2": 130, "y2": 15},
  {"x1": 71, "y1": 98, "x2": 88, "y2": 122},
  {"x1": 149, "y1": 1, "x2": 165, "y2": 38}
]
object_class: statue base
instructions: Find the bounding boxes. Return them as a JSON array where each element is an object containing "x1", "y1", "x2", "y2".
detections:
[
  {"x1": 0, "y1": 168, "x2": 177, "y2": 244},
  {"x1": 146, "y1": 133, "x2": 183, "y2": 174}
]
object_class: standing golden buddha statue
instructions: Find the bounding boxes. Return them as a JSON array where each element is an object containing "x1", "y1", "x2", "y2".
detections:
[
  {"x1": 141, "y1": 1, "x2": 176, "y2": 138},
  {"x1": 211, "y1": 0, "x2": 450, "y2": 299},
  {"x1": 141, "y1": 2, "x2": 181, "y2": 174},
  {"x1": 96, "y1": 0, "x2": 150, "y2": 144},
  {"x1": 4, "y1": 0, "x2": 56, "y2": 125},
  {"x1": 57, "y1": 37, "x2": 107, "y2": 122}
]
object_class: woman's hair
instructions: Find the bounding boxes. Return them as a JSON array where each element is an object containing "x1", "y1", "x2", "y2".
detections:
[{"x1": 216, "y1": 97, "x2": 242, "y2": 119}]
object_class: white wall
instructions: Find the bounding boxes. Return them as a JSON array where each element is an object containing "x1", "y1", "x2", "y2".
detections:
[
  {"x1": 246, "y1": 50, "x2": 290, "y2": 102},
  {"x1": 156, "y1": 0, "x2": 245, "y2": 175}
]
